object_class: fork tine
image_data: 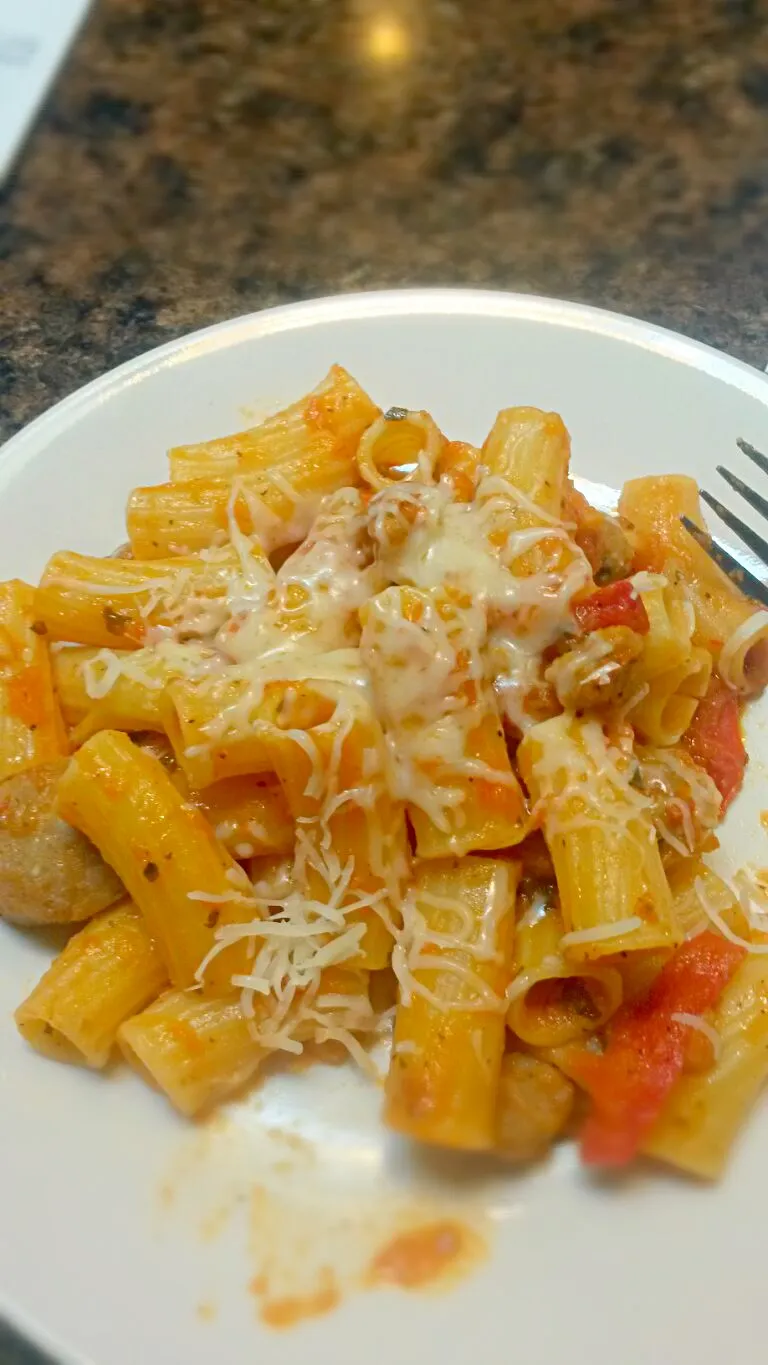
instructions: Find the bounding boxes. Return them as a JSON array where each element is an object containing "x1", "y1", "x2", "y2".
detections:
[
  {"x1": 737, "y1": 438, "x2": 768, "y2": 480},
  {"x1": 700, "y1": 488, "x2": 768, "y2": 569},
  {"x1": 717, "y1": 465, "x2": 768, "y2": 524},
  {"x1": 680, "y1": 515, "x2": 768, "y2": 608}
]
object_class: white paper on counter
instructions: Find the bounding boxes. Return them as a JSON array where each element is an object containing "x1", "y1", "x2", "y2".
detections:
[{"x1": 0, "y1": 0, "x2": 91, "y2": 182}]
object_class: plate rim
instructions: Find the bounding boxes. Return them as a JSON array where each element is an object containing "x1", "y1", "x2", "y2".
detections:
[
  {"x1": 2, "y1": 285, "x2": 768, "y2": 1365},
  {"x1": 2, "y1": 288, "x2": 766, "y2": 477}
]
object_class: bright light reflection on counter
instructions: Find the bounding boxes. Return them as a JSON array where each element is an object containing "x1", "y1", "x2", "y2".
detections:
[{"x1": 365, "y1": 12, "x2": 411, "y2": 64}]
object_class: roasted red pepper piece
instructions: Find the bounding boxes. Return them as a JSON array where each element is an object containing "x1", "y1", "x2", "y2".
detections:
[
  {"x1": 571, "y1": 580, "x2": 650, "y2": 636},
  {"x1": 572, "y1": 931, "x2": 746, "y2": 1166},
  {"x1": 683, "y1": 677, "x2": 746, "y2": 812}
]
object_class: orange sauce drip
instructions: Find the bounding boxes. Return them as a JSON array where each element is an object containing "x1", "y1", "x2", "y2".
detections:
[
  {"x1": 7, "y1": 665, "x2": 44, "y2": 728},
  {"x1": 255, "y1": 1268, "x2": 340, "y2": 1329},
  {"x1": 366, "y1": 1219, "x2": 481, "y2": 1290}
]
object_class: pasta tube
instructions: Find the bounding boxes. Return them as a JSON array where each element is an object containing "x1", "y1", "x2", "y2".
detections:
[
  {"x1": 481, "y1": 407, "x2": 571, "y2": 516},
  {"x1": 518, "y1": 714, "x2": 680, "y2": 960},
  {"x1": 131, "y1": 401, "x2": 375, "y2": 560},
  {"x1": 162, "y1": 674, "x2": 328, "y2": 788},
  {"x1": 191, "y1": 776, "x2": 294, "y2": 860},
  {"x1": 617, "y1": 574, "x2": 712, "y2": 743},
  {"x1": 434, "y1": 440, "x2": 481, "y2": 501},
  {"x1": 15, "y1": 902, "x2": 167, "y2": 1068},
  {"x1": 666, "y1": 859, "x2": 743, "y2": 939},
  {"x1": 629, "y1": 647, "x2": 712, "y2": 746},
  {"x1": 167, "y1": 365, "x2": 379, "y2": 481},
  {"x1": 36, "y1": 546, "x2": 261, "y2": 649},
  {"x1": 620, "y1": 475, "x2": 768, "y2": 694},
  {"x1": 506, "y1": 902, "x2": 622, "y2": 1046},
  {"x1": 611, "y1": 949, "x2": 673, "y2": 1005},
  {"x1": 631, "y1": 575, "x2": 694, "y2": 677},
  {"x1": 474, "y1": 412, "x2": 591, "y2": 726},
  {"x1": 163, "y1": 632, "x2": 367, "y2": 788},
  {"x1": 0, "y1": 580, "x2": 67, "y2": 781},
  {"x1": 644, "y1": 950, "x2": 768, "y2": 1178},
  {"x1": 52, "y1": 642, "x2": 213, "y2": 741},
  {"x1": 267, "y1": 686, "x2": 409, "y2": 970},
  {"x1": 119, "y1": 990, "x2": 264, "y2": 1116},
  {"x1": 478, "y1": 409, "x2": 588, "y2": 592},
  {"x1": 356, "y1": 410, "x2": 445, "y2": 491},
  {"x1": 56, "y1": 731, "x2": 259, "y2": 991},
  {"x1": 361, "y1": 586, "x2": 528, "y2": 857},
  {"x1": 120, "y1": 962, "x2": 370, "y2": 1116},
  {"x1": 128, "y1": 470, "x2": 347, "y2": 560},
  {"x1": 385, "y1": 857, "x2": 517, "y2": 1151}
]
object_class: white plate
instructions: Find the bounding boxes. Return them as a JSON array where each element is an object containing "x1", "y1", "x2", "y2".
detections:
[{"x1": 2, "y1": 289, "x2": 768, "y2": 1365}]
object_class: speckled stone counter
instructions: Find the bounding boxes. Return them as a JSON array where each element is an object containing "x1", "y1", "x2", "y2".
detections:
[{"x1": 2, "y1": 0, "x2": 768, "y2": 445}]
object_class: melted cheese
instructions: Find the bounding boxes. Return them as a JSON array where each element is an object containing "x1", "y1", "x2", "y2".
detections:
[
  {"x1": 527, "y1": 715, "x2": 652, "y2": 844},
  {"x1": 81, "y1": 640, "x2": 219, "y2": 700},
  {"x1": 67, "y1": 426, "x2": 741, "y2": 1066},
  {"x1": 362, "y1": 474, "x2": 590, "y2": 819},
  {"x1": 369, "y1": 476, "x2": 589, "y2": 624},
  {"x1": 225, "y1": 488, "x2": 378, "y2": 664},
  {"x1": 638, "y1": 747, "x2": 721, "y2": 855}
]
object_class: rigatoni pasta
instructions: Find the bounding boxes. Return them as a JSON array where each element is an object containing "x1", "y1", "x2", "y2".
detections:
[
  {"x1": 0, "y1": 580, "x2": 67, "y2": 780},
  {"x1": 37, "y1": 544, "x2": 268, "y2": 649},
  {"x1": 52, "y1": 641, "x2": 213, "y2": 741},
  {"x1": 167, "y1": 365, "x2": 379, "y2": 482},
  {"x1": 517, "y1": 713, "x2": 680, "y2": 960},
  {"x1": 620, "y1": 475, "x2": 768, "y2": 694},
  {"x1": 56, "y1": 730, "x2": 259, "y2": 992},
  {"x1": 506, "y1": 901, "x2": 623, "y2": 1046},
  {"x1": 385, "y1": 857, "x2": 517, "y2": 1150},
  {"x1": 119, "y1": 989, "x2": 266, "y2": 1116},
  {"x1": 3, "y1": 369, "x2": 768, "y2": 1189},
  {"x1": 643, "y1": 950, "x2": 768, "y2": 1178},
  {"x1": 15, "y1": 902, "x2": 166, "y2": 1067}
]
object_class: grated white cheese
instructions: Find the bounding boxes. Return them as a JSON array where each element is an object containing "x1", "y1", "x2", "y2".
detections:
[
  {"x1": 719, "y1": 610, "x2": 768, "y2": 692},
  {"x1": 560, "y1": 917, "x2": 643, "y2": 949},
  {"x1": 670, "y1": 1011, "x2": 722, "y2": 1063},
  {"x1": 505, "y1": 955, "x2": 565, "y2": 1005},
  {"x1": 390, "y1": 864, "x2": 511, "y2": 1016},
  {"x1": 526, "y1": 714, "x2": 653, "y2": 853},
  {"x1": 630, "y1": 571, "x2": 669, "y2": 593},
  {"x1": 694, "y1": 876, "x2": 768, "y2": 954}
]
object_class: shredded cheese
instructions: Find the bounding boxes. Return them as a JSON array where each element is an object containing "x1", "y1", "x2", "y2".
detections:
[
  {"x1": 505, "y1": 956, "x2": 565, "y2": 1005},
  {"x1": 560, "y1": 918, "x2": 643, "y2": 949},
  {"x1": 77, "y1": 406, "x2": 734, "y2": 1071},
  {"x1": 630, "y1": 571, "x2": 669, "y2": 593},
  {"x1": 719, "y1": 609, "x2": 768, "y2": 692},
  {"x1": 670, "y1": 1011, "x2": 722, "y2": 1063},
  {"x1": 694, "y1": 876, "x2": 768, "y2": 954},
  {"x1": 390, "y1": 865, "x2": 511, "y2": 1015}
]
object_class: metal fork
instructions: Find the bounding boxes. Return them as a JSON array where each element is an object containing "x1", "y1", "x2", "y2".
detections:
[{"x1": 681, "y1": 439, "x2": 768, "y2": 608}]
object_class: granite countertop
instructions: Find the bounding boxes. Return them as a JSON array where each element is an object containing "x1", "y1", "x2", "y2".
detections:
[
  {"x1": 0, "y1": 0, "x2": 767, "y2": 1360},
  {"x1": 2, "y1": 0, "x2": 768, "y2": 445}
]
